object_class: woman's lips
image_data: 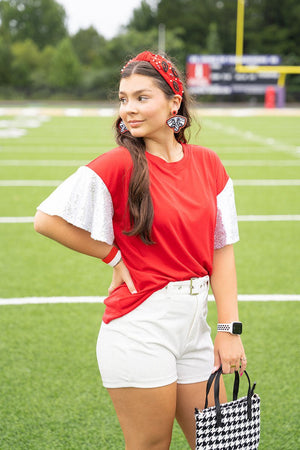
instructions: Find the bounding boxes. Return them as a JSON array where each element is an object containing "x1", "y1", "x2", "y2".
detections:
[{"x1": 128, "y1": 120, "x2": 144, "y2": 127}]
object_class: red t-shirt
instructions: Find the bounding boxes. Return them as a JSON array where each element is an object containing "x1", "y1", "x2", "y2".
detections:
[{"x1": 88, "y1": 143, "x2": 229, "y2": 323}]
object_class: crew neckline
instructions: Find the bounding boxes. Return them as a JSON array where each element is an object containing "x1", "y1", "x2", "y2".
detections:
[{"x1": 146, "y1": 143, "x2": 189, "y2": 167}]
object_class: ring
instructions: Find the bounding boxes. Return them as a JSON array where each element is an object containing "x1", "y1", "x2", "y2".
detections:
[
  {"x1": 230, "y1": 364, "x2": 236, "y2": 368},
  {"x1": 241, "y1": 357, "x2": 247, "y2": 361}
]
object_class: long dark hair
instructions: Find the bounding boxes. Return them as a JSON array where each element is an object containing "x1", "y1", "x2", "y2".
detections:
[{"x1": 115, "y1": 56, "x2": 192, "y2": 244}]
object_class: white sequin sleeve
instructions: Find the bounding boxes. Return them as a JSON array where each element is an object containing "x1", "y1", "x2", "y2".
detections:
[
  {"x1": 37, "y1": 166, "x2": 114, "y2": 244},
  {"x1": 214, "y1": 178, "x2": 239, "y2": 249}
]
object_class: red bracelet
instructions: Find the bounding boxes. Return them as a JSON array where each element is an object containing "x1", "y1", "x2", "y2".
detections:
[{"x1": 102, "y1": 246, "x2": 121, "y2": 267}]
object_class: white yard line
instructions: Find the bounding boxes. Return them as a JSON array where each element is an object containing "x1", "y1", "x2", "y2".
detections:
[
  {"x1": 1, "y1": 106, "x2": 300, "y2": 117},
  {"x1": 208, "y1": 147, "x2": 299, "y2": 154},
  {"x1": 0, "y1": 180, "x2": 61, "y2": 186},
  {"x1": 233, "y1": 180, "x2": 300, "y2": 186},
  {"x1": 1, "y1": 159, "x2": 300, "y2": 167},
  {"x1": 1, "y1": 215, "x2": 300, "y2": 224},
  {"x1": 237, "y1": 215, "x2": 300, "y2": 221},
  {"x1": 0, "y1": 296, "x2": 103, "y2": 305},
  {"x1": 204, "y1": 119, "x2": 300, "y2": 155},
  {"x1": 222, "y1": 160, "x2": 300, "y2": 166},
  {"x1": 0, "y1": 217, "x2": 35, "y2": 223},
  {"x1": 0, "y1": 160, "x2": 88, "y2": 166},
  {"x1": 0, "y1": 107, "x2": 116, "y2": 117},
  {"x1": 0, "y1": 147, "x2": 103, "y2": 154},
  {"x1": 0, "y1": 294, "x2": 299, "y2": 305}
]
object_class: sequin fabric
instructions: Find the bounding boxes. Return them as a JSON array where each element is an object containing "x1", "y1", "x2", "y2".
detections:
[
  {"x1": 214, "y1": 178, "x2": 239, "y2": 249},
  {"x1": 37, "y1": 167, "x2": 238, "y2": 251},
  {"x1": 37, "y1": 166, "x2": 114, "y2": 244}
]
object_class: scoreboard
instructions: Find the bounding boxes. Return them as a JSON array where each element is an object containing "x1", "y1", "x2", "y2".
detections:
[{"x1": 186, "y1": 55, "x2": 280, "y2": 95}]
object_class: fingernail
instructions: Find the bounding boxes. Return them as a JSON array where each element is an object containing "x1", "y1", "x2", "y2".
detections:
[
  {"x1": 212, "y1": 366, "x2": 219, "y2": 373},
  {"x1": 131, "y1": 290, "x2": 137, "y2": 294},
  {"x1": 240, "y1": 371, "x2": 244, "y2": 376}
]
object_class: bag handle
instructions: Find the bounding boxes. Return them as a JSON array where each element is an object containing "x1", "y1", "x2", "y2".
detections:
[{"x1": 204, "y1": 367, "x2": 256, "y2": 427}]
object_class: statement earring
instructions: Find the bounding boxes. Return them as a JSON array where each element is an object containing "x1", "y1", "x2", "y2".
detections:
[
  {"x1": 118, "y1": 120, "x2": 129, "y2": 134},
  {"x1": 166, "y1": 110, "x2": 187, "y2": 133}
]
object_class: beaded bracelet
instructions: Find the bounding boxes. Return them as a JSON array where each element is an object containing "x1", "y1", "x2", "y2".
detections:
[{"x1": 102, "y1": 246, "x2": 122, "y2": 267}]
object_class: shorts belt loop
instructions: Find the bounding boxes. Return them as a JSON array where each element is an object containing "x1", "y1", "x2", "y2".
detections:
[{"x1": 190, "y1": 277, "x2": 198, "y2": 295}]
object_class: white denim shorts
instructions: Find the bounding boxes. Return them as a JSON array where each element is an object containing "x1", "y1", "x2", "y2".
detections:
[{"x1": 96, "y1": 276, "x2": 214, "y2": 388}]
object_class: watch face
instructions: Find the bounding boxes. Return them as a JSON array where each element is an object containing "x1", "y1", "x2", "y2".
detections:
[{"x1": 232, "y1": 322, "x2": 243, "y2": 334}]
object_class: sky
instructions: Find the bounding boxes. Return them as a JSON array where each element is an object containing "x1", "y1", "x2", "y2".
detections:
[{"x1": 56, "y1": 0, "x2": 143, "y2": 39}]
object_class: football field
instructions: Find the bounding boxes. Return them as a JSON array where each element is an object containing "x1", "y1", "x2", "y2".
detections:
[{"x1": 0, "y1": 107, "x2": 299, "y2": 449}]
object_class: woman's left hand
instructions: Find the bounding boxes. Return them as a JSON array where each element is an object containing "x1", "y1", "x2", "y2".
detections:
[
  {"x1": 108, "y1": 259, "x2": 137, "y2": 296},
  {"x1": 213, "y1": 332, "x2": 247, "y2": 375}
]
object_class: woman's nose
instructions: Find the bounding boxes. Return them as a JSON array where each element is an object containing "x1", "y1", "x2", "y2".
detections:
[{"x1": 125, "y1": 99, "x2": 138, "y2": 113}]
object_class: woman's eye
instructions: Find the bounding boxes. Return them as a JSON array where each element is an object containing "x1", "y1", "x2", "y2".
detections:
[
  {"x1": 119, "y1": 98, "x2": 127, "y2": 104},
  {"x1": 138, "y1": 96, "x2": 148, "y2": 101}
]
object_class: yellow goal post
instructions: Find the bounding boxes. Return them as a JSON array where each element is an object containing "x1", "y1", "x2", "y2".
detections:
[{"x1": 235, "y1": 0, "x2": 300, "y2": 87}]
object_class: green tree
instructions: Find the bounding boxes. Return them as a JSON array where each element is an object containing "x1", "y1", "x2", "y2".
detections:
[
  {"x1": 244, "y1": 0, "x2": 300, "y2": 62},
  {"x1": 31, "y1": 44, "x2": 56, "y2": 89},
  {"x1": 157, "y1": 0, "x2": 215, "y2": 55},
  {"x1": 206, "y1": 22, "x2": 222, "y2": 54},
  {"x1": 127, "y1": 0, "x2": 157, "y2": 32},
  {"x1": 11, "y1": 38, "x2": 40, "y2": 87},
  {"x1": 71, "y1": 27, "x2": 106, "y2": 67},
  {"x1": 105, "y1": 27, "x2": 185, "y2": 71},
  {"x1": 0, "y1": 37, "x2": 13, "y2": 84},
  {"x1": 49, "y1": 38, "x2": 81, "y2": 89},
  {"x1": 211, "y1": 1, "x2": 237, "y2": 54},
  {"x1": 0, "y1": 0, "x2": 67, "y2": 49},
  {"x1": 155, "y1": 0, "x2": 300, "y2": 60}
]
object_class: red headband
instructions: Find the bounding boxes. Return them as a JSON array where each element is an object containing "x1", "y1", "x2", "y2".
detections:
[{"x1": 122, "y1": 51, "x2": 184, "y2": 97}]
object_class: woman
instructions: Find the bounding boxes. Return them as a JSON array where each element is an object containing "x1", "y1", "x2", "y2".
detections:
[{"x1": 34, "y1": 51, "x2": 247, "y2": 449}]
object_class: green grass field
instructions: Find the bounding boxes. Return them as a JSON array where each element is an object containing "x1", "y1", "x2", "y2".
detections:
[{"x1": 0, "y1": 108, "x2": 299, "y2": 449}]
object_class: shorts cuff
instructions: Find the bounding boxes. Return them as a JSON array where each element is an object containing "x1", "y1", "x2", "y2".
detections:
[
  {"x1": 102, "y1": 375, "x2": 178, "y2": 389},
  {"x1": 177, "y1": 374, "x2": 212, "y2": 385}
]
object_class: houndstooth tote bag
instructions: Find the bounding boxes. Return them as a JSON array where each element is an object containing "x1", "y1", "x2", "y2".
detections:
[{"x1": 195, "y1": 367, "x2": 260, "y2": 449}]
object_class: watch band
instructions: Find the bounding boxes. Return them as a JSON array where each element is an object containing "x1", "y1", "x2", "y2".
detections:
[{"x1": 217, "y1": 322, "x2": 243, "y2": 335}]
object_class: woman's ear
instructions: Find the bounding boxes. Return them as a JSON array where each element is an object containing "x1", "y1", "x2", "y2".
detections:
[{"x1": 171, "y1": 95, "x2": 182, "y2": 113}]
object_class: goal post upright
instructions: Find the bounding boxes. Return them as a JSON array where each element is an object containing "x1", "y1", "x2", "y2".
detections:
[{"x1": 235, "y1": 0, "x2": 300, "y2": 88}]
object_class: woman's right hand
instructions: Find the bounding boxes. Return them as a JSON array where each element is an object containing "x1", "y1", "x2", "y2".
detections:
[{"x1": 108, "y1": 259, "x2": 137, "y2": 295}]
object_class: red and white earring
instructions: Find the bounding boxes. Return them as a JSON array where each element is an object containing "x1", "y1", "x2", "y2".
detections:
[
  {"x1": 166, "y1": 110, "x2": 187, "y2": 133},
  {"x1": 118, "y1": 119, "x2": 129, "y2": 134}
]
